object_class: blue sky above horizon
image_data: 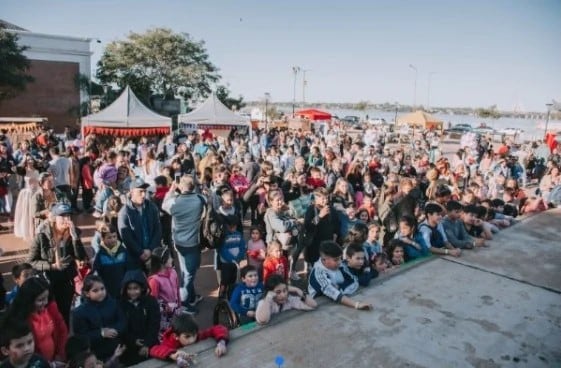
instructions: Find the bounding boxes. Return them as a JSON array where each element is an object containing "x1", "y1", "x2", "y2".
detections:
[{"x1": 2, "y1": 0, "x2": 560, "y2": 111}]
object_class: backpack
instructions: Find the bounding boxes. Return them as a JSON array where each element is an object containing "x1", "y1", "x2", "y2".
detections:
[{"x1": 200, "y1": 201, "x2": 225, "y2": 249}]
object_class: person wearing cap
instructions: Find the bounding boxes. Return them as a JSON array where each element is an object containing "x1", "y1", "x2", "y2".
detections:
[
  {"x1": 118, "y1": 177, "x2": 162, "y2": 270},
  {"x1": 28, "y1": 202, "x2": 86, "y2": 325}
]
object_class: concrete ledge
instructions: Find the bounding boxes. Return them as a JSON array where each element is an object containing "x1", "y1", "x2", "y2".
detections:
[{"x1": 135, "y1": 255, "x2": 437, "y2": 367}]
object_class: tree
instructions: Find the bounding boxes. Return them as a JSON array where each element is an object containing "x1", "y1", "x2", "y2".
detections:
[
  {"x1": 216, "y1": 85, "x2": 245, "y2": 111},
  {"x1": 96, "y1": 28, "x2": 220, "y2": 105},
  {"x1": 354, "y1": 100, "x2": 369, "y2": 111},
  {"x1": 476, "y1": 105, "x2": 501, "y2": 119},
  {"x1": 0, "y1": 27, "x2": 34, "y2": 104}
]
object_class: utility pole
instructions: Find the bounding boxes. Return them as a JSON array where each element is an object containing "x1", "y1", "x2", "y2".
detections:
[
  {"x1": 302, "y1": 69, "x2": 310, "y2": 107},
  {"x1": 409, "y1": 64, "x2": 417, "y2": 110},
  {"x1": 544, "y1": 103, "x2": 553, "y2": 139},
  {"x1": 292, "y1": 66, "x2": 300, "y2": 116},
  {"x1": 264, "y1": 92, "x2": 271, "y2": 131}
]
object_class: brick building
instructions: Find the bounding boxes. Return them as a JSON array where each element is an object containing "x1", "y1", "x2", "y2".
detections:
[{"x1": 0, "y1": 20, "x2": 91, "y2": 132}]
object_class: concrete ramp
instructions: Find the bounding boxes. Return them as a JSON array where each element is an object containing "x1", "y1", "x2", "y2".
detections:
[
  {"x1": 446, "y1": 208, "x2": 561, "y2": 293},
  {"x1": 141, "y1": 210, "x2": 561, "y2": 368}
]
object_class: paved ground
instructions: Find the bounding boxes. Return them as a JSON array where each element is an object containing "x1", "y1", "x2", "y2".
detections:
[{"x1": 140, "y1": 208, "x2": 561, "y2": 368}]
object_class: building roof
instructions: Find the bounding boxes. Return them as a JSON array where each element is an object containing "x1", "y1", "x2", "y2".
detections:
[{"x1": 0, "y1": 19, "x2": 28, "y2": 31}]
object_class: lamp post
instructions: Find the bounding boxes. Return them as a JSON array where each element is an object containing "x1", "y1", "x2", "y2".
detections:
[
  {"x1": 394, "y1": 102, "x2": 399, "y2": 124},
  {"x1": 302, "y1": 69, "x2": 310, "y2": 107},
  {"x1": 409, "y1": 64, "x2": 417, "y2": 110},
  {"x1": 544, "y1": 103, "x2": 553, "y2": 139},
  {"x1": 427, "y1": 72, "x2": 437, "y2": 111},
  {"x1": 292, "y1": 66, "x2": 300, "y2": 116},
  {"x1": 264, "y1": 92, "x2": 271, "y2": 131}
]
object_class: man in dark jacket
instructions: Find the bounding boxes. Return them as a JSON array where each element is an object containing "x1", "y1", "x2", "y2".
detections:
[
  {"x1": 118, "y1": 178, "x2": 162, "y2": 270},
  {"x1": 304, "y1": 187, "x2": 339, "y2": 266}
]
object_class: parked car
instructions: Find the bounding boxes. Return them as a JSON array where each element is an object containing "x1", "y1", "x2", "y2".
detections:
[
  {"x1": 342, "y1": 115, "x2": 360, "y2": 125},
  {"x1": 498, "y1": 127, "x2": 523, "y2": 135},
  {"x1": 473, "y1": 126, "x2": 495, "y2": 135},
  {"x1": 445, "y1": 123, "x2": 472, "y2": 137}
]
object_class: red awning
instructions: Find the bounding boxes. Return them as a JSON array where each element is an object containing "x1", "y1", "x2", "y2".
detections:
[
  {"x1": 295, "y1": 109, "x2": 332, "y2": 121},
  {"x1": 83, "y1": 126, "x2": 170, "y2": 137}
]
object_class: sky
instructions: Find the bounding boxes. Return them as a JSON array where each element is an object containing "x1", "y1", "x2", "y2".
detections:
[{"x1": 2, "y1": 0, "x2": 560, "y2": 111}]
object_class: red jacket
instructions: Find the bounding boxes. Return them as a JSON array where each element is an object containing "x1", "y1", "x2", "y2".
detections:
[
  {"x1": 29, "y1": 301, "x2": 68, "y2": 362},
  {"x1": 306, "y1": 177, "x2": 326, "y2": 189},
  {"x1": 262, "y1": 256, "x2": 288, "y2": 284},
  {"x1": 149, "y1": 325, "x2": 229, "y2": 360}
]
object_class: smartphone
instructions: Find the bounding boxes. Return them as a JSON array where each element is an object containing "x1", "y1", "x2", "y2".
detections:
[{"x1": 175, "y1": 173, "x2": 181, "y2": 183}]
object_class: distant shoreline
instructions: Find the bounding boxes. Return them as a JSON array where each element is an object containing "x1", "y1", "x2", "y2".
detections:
[{"x1": 244, "y1": 102, "x2": 559, "y2": 121}]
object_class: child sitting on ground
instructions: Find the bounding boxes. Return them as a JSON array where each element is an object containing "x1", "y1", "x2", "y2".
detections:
[
  {"x1": 229, "y1": 265, "x2": 264, "y2": 324},
  {"x1": 308, "y1": 241, "x2": 372, "y2": 311},
  {"x1": 0, "y1": 320, "x2": 50, "y2": 368},
  {"x1": 255, "y1": 274, "x2": 317, "y2": 325},
  {"x1": 262, "y1": 240, "x2": 289, "y2": 284},
  {"x1": 149, "y1": 314, "x2": 229, "y2": 361},
  {"x1": 5, "y1": 263, "x2": 34, "y2": 305}
]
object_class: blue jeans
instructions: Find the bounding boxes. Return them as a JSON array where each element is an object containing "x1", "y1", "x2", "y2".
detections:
[{"x1": 174, "y1": 245, "x2": 201, "y2": 304}]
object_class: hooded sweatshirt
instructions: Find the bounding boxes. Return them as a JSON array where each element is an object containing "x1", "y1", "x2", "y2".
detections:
[{"x1": 119, "y1": 270, "x2": 161, "y2": 366}]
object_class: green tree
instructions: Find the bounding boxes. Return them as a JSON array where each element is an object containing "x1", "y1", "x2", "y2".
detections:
[
  {"x1": 216, "y1": 85, "x2": 245, "y2": 111},
  {"x1": 0, "y1": 27, "x2": 34, "y2": 104},
  {"x1": 476, "y1": 105, "x2": 501, "y2": 119},
  {"x1": 354, "y1": 100, "x2": 369, "y2": 111},
  {"x1": 96, "y1": 28, "x2": 220, "y2": 105}
]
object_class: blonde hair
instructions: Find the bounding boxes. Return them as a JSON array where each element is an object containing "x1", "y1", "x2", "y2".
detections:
[{"x1": 266, "y1": 240, "x2": 282, "y2": 256}]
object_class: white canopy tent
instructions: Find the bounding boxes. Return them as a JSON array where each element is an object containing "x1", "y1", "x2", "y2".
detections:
[
  {"x1": 81, "y1": 86, "x2": 172, "y2": 137},
  {"x1": 177, "y1": 92, "x2": 250, "y2": 135}
]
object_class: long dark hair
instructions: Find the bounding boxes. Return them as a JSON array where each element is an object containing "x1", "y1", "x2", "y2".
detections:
[{"x1": 8, "y1": 276, "x2": 50, "y2": 320}]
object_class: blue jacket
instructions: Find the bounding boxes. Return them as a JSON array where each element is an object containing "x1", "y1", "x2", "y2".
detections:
[
  {"x1": 219, "y1": 231, "x2": 246, "y2": 264},
  {"x1": 229, "y1": 282, "x2": 264, "y2": 317},
  {"x1": 118, "y1": 198, "x2": 162, "y2": 268},
  {"x1": 93, "y1": 243, "x2": 129, "y2": 298},
  {"x1": 72, "y1": 295, "x2": 126, "y2": 360},
  {"x1": 342, "y1": 260, "x2": 375, "y2": 287}
]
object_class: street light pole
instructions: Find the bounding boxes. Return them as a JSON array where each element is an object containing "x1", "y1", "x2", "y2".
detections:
[
  {"x1": 427, "y1": 72, "x2": 437, "y2": 111},
  {"x1": 292, "y1": 66, "x2": 300, "y2": 116},
  {"x1": 302, "y1": 69, "x2": 310, "y2": 107},
  {"x1": 409, "y1": 64, "x2": 417, "y2": 110},
  {"x1": 544, "y1": 103, "x2": 553, "y2": 139},
  {"x1": 265, "y1": 92, "x2": 271, "y2": 132}
]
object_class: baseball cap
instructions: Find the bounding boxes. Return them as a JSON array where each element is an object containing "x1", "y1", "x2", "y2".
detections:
[
  {"x1": 51, "y1": 202, "x2": 72, "y2": 216},
  {"x1": 131, "y1": 177, "x2": 150, "y2": 190}
]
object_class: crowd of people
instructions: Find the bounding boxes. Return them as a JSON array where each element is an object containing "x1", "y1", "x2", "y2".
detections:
[{"x1": 0, "y1": 122, "x2": 560, "y2": 368}]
